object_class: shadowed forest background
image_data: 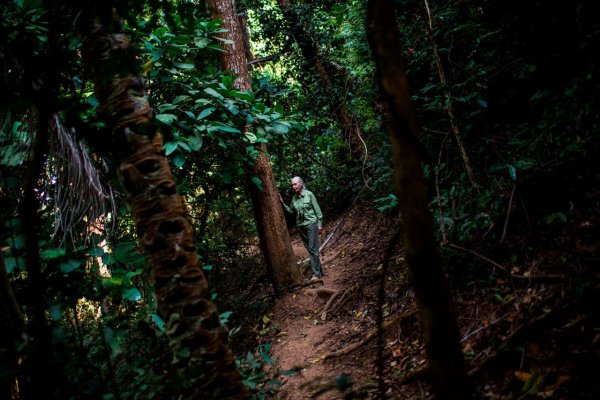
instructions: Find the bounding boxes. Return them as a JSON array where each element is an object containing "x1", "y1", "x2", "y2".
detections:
[{"x1": 1, "y1": 0, "x2": 598, "y2": 399}]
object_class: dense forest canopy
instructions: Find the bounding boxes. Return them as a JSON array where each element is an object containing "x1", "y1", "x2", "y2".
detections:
[{"x1": 1, "y1": 0, "x2": 597, "y2": 399}]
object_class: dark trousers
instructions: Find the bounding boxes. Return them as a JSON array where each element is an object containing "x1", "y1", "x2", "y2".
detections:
[{"x1": 298, "y1": 223, "x2": 323, "y2": 277}]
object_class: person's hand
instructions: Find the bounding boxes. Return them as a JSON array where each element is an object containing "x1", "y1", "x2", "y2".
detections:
[
  {"x1": 278, "y1": 193, "x2": 284, "y2": 203},
  {"x1": 318, "y1": 227, "x2": 323, "y2": 235}
]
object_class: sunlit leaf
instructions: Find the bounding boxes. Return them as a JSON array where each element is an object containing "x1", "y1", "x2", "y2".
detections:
[
  {"x1": 40, "y1": 248, "x2": 66, "y2": 260},
  {"x1": 507, "y1": 164, "x2": 517, "y2": 181},
  {"x1": 219, "y1": 311, "x2": 233, "y2": 325},
  {"x1": 122, "y1": 288, "x2": 142, "y2": 302},
  {"x1": 164, "y1": 141, "x2": 178, "y2": 155},
  {"x1": 174, "y1": 62, "x2": 195, "y2": 69},
  {"x1": 152, "y1": 313, "x2": 165, "y2": 332}
]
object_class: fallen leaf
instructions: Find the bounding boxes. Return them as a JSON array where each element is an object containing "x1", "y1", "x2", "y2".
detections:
[{"x1": 514, "y1": 370, "x2": 532, "y2": 382}]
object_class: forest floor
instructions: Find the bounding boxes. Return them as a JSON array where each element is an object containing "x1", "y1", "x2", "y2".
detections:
[{"x1": 258, "y1": 205, "x2": 598, "y2": 399}]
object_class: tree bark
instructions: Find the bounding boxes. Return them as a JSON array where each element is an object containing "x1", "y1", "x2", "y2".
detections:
[
  {"x1": 77, "y1": 6, "x2": 248, "y2": 399},
  {"x1": 277, "y1": 0, "x2": 365, "y2": 160},
  {"x1": 206, "y1": 0, "x2": 301, "y2": 293},
  {"x1": 366, "y1": 1, "x2": 471, "y2": 399}
]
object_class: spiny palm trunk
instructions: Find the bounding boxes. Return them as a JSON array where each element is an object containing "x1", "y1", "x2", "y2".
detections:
[
  {"x1": 366, "y1": 1, "x2": 471, "y2": 399},
  {"x1": 77, "y1": 7, "x2": 247, "y2": 399},
  {"x1": 206, "y1": 0, "x2": 300, "y2": 293}
]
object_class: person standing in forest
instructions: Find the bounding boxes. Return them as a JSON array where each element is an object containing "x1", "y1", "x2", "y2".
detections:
[{"x1": 279, "y1": 177, "x2": 324, "y2": 281}]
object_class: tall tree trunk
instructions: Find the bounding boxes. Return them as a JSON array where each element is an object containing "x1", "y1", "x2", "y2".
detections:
[
  {"x1": 77, "y1": 6, "x2": 247, "y2": 399},
  {"x1": 206, "y1": 0, "x2": 301, "y2": 293},
  {"x1": 366, "y1": 1, "x2": 471, "y2": 399},
  {"x1": 277, "y1": 0, "x2": 365, "y2": 160}
]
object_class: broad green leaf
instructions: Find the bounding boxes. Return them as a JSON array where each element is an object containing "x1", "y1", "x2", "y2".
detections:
[
  {"x1": 197, "y1": 107, "x2": 215, "y2": 120},
  {"x1": 3, "y1": 256, "x2": 19, "y2": 274},
  {"x1": 164, "y1": 141, "x2": 178, "y2": 155},
  {"x1": 225, "y1": 103, "x2": 239, "y2": 115},
  {"x1": 235, "y1": 91, "x2": 254, "y2": 101},
  {"x1": 172, "y1": 153, "x2": 185, "y2": 168},
  {"x1": 155, "y1": 113, "x2": 177, "y2": 125},
  {"x1": 49, "y1": 303, "x2": 63, "y2": 321},
  {"x1": 152, "y1": 313, "x2": 165, "y2": 332},
  {"x1": 194, "y1": 37, "x2": 209, "y2": 48},
  {"x1": 219, "y1": 311, "x2": 233, "y2": 325},
  {"x1": 202, "y1": 264, "x2": 213, "y2": 271},
  {"x1": 214, "y1": 123, "x2": 241, "y2": 134},
  {"x1": 60, "y1": 259, "x2": 83, "y2": 274},
  {"x1": 174, "y1": 62, "x2": 195, "y2": 69},
  {"x1": 245, "y1": 132, "x2": 257, "y2": 143},
  {"x1": 87, "y1": 246, "x2": 105, "y2": 257},
  {"x1": 157, "y1": 103, "x2": 176, "y2": 113},
  {"x1": 173, "y1": 95, "x2": 191, "y2": 104},
  {"x1": 215, "y1": 37, "x2": 234, "y2": 45},
  {"x1": 261, "y1": 351, "x2": 276, "y2": 365},
  {"x1": 40, "y1": 248, "x2": 66, "y2": 260},
  {"x1": 477, "y1": 99, "x2": 488, "y2": 108},
  {"x1": 178, "y1": 142, "x2": 191, "y2": 152},
  {"x1": 269, "y1": 122, "x2": 289, "y2": 135},
  {"x1": 189, "y1": 135, "x2": 203, "y2": 151},
  {"x1": 122, "y1": 288, "x2": 142, "y2": 302},
  {"x1": 250, "y1": 176, "x2": 263, "y2": 190},
  {"x1": 204, "y1": 87, "x2": 224, "y2": 100},
  {"x1": 507, "y1": 164, "x2": 517, "y2": 181},
  {"x1": 280, "y1": 369, "x2": 298, "y2": 376}
]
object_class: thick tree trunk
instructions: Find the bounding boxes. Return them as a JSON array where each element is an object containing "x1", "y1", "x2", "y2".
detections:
[
  {"x1": 366, "y1": 1, "x2": 471, "y2": 399},
  {"x1": 206, "y1": 0, "x2": 301, "y2": 292},
  {"x1": 277, "y1": 0, "x2": 365, "y2": 160},
  {"x1": 77, "y1": 7, "x2": 247, "y2": 400}
]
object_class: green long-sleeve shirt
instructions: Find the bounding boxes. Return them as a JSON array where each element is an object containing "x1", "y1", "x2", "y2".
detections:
[{"x1": 282, "y1": 189, "x2": 323, "y2": 228}]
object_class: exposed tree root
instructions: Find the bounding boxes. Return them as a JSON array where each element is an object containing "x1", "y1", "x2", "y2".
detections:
[
  {"x1": 322, "y1": 308, "x2": 418, "y2": 361},
  {"x1": 319, "y1": 285, "x2": 360, "y2": 320}
]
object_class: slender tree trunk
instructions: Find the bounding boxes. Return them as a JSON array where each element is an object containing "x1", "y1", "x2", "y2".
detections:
[
  {"x1": 366, "y1": 1, "x2": 471, "y2": 399},
  {"x1": 206, "y1": 0, "x2": 301, "y2": 293},
  {"x1": 77, "y1": 5, "x2": 247, "y2": 399},
  {"x1": 277, "y1": 0, "x2": 365, "y2": 160},
  {"x1": 422, "y1": 0, "x2": 477, "y2": 188}
]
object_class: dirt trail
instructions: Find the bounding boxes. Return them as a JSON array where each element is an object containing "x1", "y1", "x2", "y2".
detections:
[
  {"x1": 269, "y1": 242, "x2": 349, "y2": 399},
  {"x1": 268, "y1": 208, "x2": 400, "y2": 399}
]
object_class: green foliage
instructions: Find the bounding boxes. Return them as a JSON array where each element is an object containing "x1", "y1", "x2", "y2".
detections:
[{"x1": 237, "y1": 343, "x2": 285, "y2": 399}]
